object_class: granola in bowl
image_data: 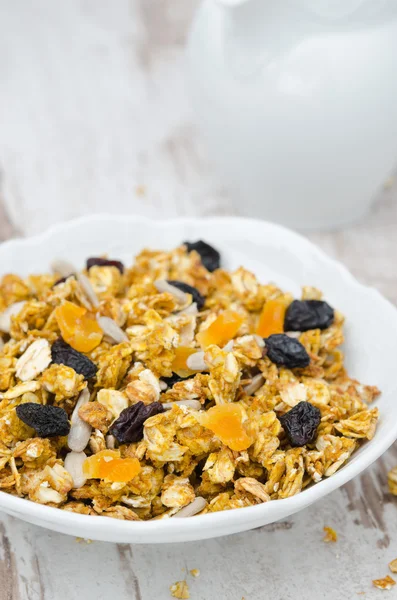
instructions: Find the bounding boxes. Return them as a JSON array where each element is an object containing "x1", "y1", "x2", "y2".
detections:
[{"x1": 0, "y1": 240, "x2": 380, "y2": 521}]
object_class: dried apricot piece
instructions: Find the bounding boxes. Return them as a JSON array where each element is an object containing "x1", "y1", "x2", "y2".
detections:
[
  {"x1": 82, "y1": 449, "x2": 120, "y2": 478},
  {"x1": 82, "y1": 449, "x2": 141, "y2": 482},
  {"x1": 256, "y1": 299, "x2": 286, "y2": 337},
  {"x1": 56, "y1": 300, "x2": 85, "y2": 322},
  {"x1": 172, "y1": 347, "x2": 197, "y2": 372},
  {"x1": 55, "y1": 301, "x2": 103, "y2": 352},
  {"x1": 200, "y1": 404, "x2": 252, "y2": 451},
  {"x1": 102, "y1": 458, "x2": 141, "y2": 483},
  {"x1": 197, "y1": 310, "x2": 244, "y2": 349}
]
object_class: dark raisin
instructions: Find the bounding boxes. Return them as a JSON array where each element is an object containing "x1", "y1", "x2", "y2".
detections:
[
  {"x1": 53, "y1": 274, "x2": 75, "y2": 287},
  {"x1": 109, "y1": 401, "x2": 164, "y2": 444},
  {"x1": 16, "y1": 403, "x2": 70, "y2": 437},
  {"x1": 184, "y1": 240, "x2": 220, "y2": 272},
  {"x1": 284, "y1": 300, "x2": 334, "y2": 332},
  {"x1": 167, "y1": 280, "x2": 205, "y2": 310},
  {"x1": 51, "y1": 338, "x2": 97, "y2": 379},
  {"x1": 161, "y1": 373, "x2": 195, "y2": 388},
  {"x1": 86, "y1": 257, "x2": 124, "y2": 273},
  {"x1": 264, "y1": 334, "x2": 310, "y2": 369},
  {"x1": 279, "y1": 401, "x2": 321, "y2": 447}
]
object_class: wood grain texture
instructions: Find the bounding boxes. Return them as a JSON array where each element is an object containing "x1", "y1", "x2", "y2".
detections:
[{"x1": 0, "y1": 1, "x2": 396, "y2": 599}]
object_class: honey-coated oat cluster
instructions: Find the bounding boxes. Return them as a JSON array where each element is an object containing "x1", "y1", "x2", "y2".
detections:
[{"x1": 0, "y1": 241, "x2": 380, "y2": 520}]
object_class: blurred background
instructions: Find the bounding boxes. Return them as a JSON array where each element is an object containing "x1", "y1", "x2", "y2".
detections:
[
  {"x1": 0, "y1": 0, "x2": 396, "y2": 304},
  {"x1": 0, "y1": 1, "x2": 228, "y2": 233},
  {"x1": 0, "y1": 0, "x2": 396, "y2": 307}
]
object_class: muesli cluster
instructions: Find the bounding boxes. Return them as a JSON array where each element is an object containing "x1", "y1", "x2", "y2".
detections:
[{"x1": 0, "y1": 240, "x2": 380, "y2": 520}]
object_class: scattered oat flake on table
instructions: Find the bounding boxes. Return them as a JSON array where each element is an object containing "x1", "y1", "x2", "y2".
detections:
[
  {"x1": 170, "y1": 580, "x2": 190, "y2": 599},
  {"x1": 190, "y1": 569, "x2": 200, "y2": 578},
  {"x1": 372, "y1": 576, "x2": 396, "y2": 590},
  {"x1": 389, "y1": 559, "x2": 397, "y2": 574},
  {"x1": 323, "y1": 526, "x2": 338, "y2": 542}
]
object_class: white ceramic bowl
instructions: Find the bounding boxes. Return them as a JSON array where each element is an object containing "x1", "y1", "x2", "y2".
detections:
[{"x1": 1, "y1": 215, "x2": 396, "y2": 543}]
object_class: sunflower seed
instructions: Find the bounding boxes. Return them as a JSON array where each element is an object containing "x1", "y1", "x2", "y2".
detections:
[
  {"x1": 77, "y1": 272, "x2": 100, "y2": 308},
  {"x1": 154, "y1": 280, "x2": 188, "y2": 304},
  {"x1": 51, "y1": 259, "x2": 75, "y2": 278},
  {"x1": 285, "y1": 331, "x2": 302, "y2": 339},
  {"x1": 15, "y1": 339, "x2": 52, "y2": 381},
  {"x1": 68, "y1": 388, "x2": 92, "y2": 452},
  {"x1": 172, "y1": 497, "x2": 207, "y2": 518},
  {"x1": 0, "y1": 301, "x2": 26, "y2": 333},
  {"x1": 243, "y1": 373, "x2": 264, "y2": 396},
  {"x1": 222, "y1": 340, "x2": 234, "y2": 352},
  {"x1": 106, "y1": 434, "x2": 116, "y2": 449},
  {"x1": 97, "y1": 316, "x2": 128, "y2": 344},
  {"x1": 175, "y1": 303, "x2": 198, "y2": 316},
  {"x1": 162, "y1": 400, "x2": 202, "y2": 411},
  {"x1": 64, "y1": 451, "x2": 87, "y2": 488},
  {"x1": 186, "y1": 351, "x2": 207, "y2": 371}
]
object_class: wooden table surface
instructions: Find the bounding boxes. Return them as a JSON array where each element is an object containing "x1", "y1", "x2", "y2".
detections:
[{"x1": 0, "y1": 1, "x2": 396, "y2": 599}]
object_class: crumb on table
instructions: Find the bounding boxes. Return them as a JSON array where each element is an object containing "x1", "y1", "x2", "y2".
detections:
[
  {"x1": 190, "y1": 569, "x2": 200, "y2": 578},
  {"x1": 323, "y1": 526, "x2": 337, "y2": 543},
  {"x1": 372, "y1": 575, "x2": 396, "y2": 590},
  {"x1": 170, "y1": 580, "x2": 190, "y2": 599},
  {"x1": 389, "y1": 559, "x2": 397, "y2": 574}
]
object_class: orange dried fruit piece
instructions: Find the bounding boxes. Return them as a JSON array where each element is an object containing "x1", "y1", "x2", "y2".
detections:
[
  {"x1": 172, "y1": 347, "x2": 197, "y2": 373},
  {"x1": 197, "y1": 310, "x2": 244, "y2": 349},
  {"x1": 55, "y1": 300, "x2": 103, "y2": 352},
  {"x1": 323, "y1": 526, "x2": 338, "y2": 543},
  {"x1": 256, "y1": 299, "x2": 286, "y2": 337},
  {"x1": 104, "y1": 458, "x2": 141, "y2": 483},
  {"x1": 199, "y1": 404, "x2": 252, "y2": 451},
  {"x1": 82, "y1": 449, "x2": 141, "y2": 483},
  {"x1": 82, "y1": 449, "x2": 119, "y2": 478}
]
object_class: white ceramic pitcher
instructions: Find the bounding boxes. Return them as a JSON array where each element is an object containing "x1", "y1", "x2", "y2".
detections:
[{"x1": 187, "y1": 0, "x2": 397, "y2": 229}]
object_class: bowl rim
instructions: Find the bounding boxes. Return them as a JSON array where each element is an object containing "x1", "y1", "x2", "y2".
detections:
[{"x1": 1, "y1": 213, "x2": 396, "y2": 537}]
